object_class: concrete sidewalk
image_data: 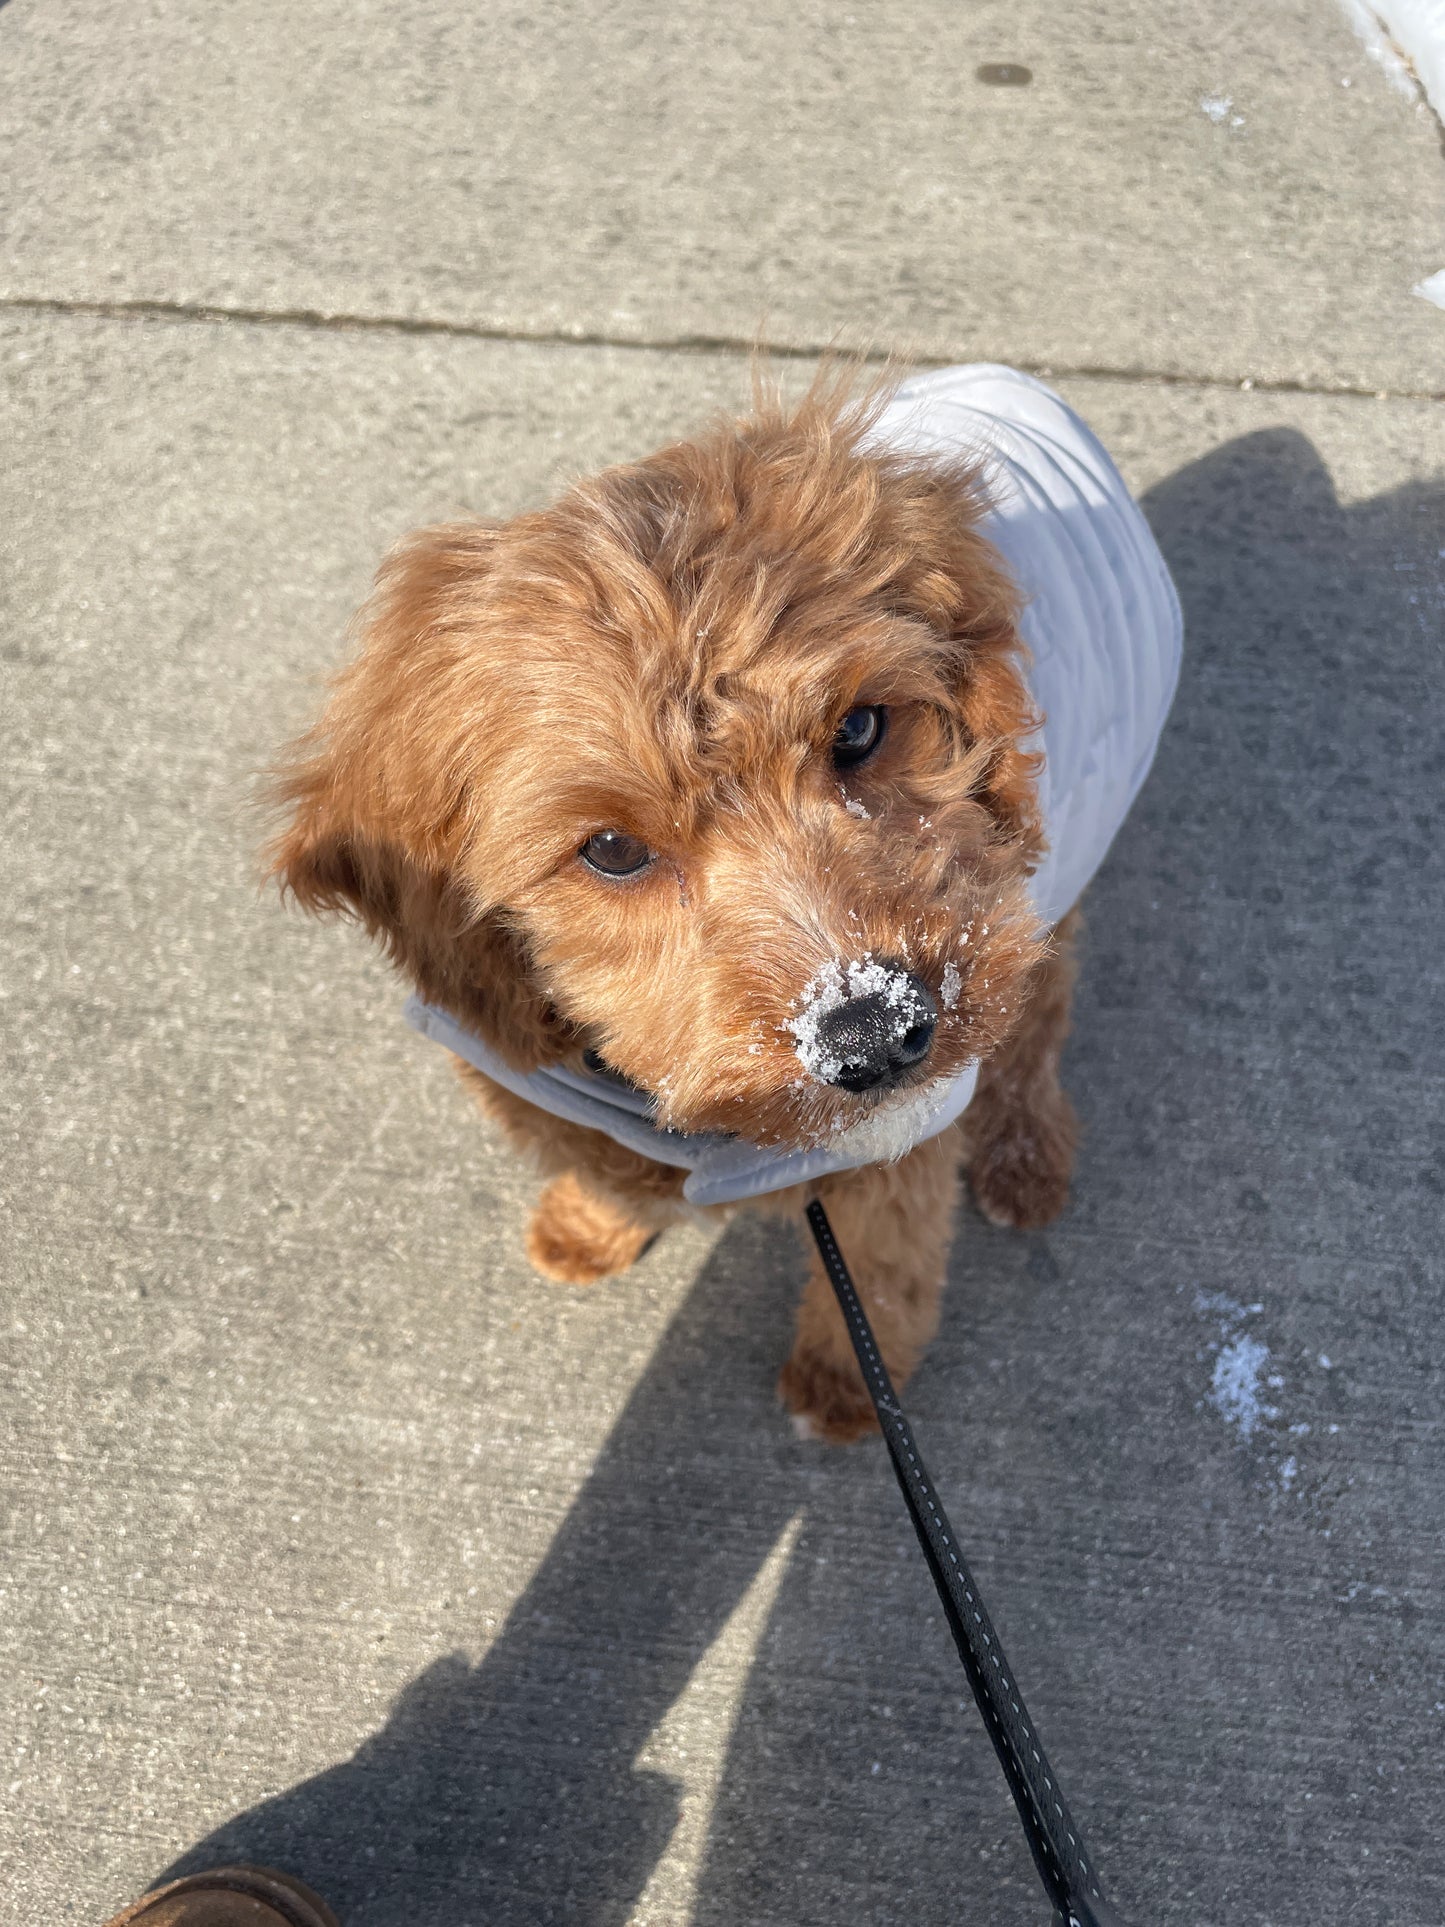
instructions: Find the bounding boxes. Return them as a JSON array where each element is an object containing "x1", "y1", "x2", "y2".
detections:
[{"x1": 2, "y1": 4, "x2": 1443, "y2": 1925}]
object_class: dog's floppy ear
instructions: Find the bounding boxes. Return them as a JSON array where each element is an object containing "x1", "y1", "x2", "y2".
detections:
[
  {"x1": 944, "y1": 559, "x2": 1043, "y2": 857},
  {"x1": 774, "y1": 368, "x2": 1042, "y2": 856},
  {"x1": 266, "y1": 521, "x2": 572, "y2": 1071},
  {"x1": 881, "y1": 454, "x2": 1044, "y2": 860}
]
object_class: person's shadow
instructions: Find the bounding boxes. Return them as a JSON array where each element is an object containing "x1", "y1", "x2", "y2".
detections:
[{"x1": 160, "y1": 426, "x2": 1445, "y2": 1926}]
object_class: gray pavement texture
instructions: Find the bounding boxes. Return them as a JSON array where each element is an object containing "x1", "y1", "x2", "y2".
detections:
[{"x1": 1, "y1": 3, "x2": 1443, "y2": 1926}]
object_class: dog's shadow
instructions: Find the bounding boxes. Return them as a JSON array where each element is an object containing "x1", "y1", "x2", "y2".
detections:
[{"x1": 158, "y1": 427, "x2": 1444, "y2": 1925}]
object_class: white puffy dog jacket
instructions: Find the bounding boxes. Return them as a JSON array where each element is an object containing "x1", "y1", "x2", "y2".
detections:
[{"x1": 406, "y1": 365, "x2": 1184, "y2": 1207}]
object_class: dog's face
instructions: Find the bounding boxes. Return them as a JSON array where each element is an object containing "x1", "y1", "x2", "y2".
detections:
[{"x1": 271, "y1": 379, "x2": 1047, "y2": 1155}]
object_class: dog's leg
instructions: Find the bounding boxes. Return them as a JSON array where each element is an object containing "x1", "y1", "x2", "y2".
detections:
[
  {"x1": 779, "y1": 1131, "x2": 961, "y2": 1443},
  {"x1": 965, "y1": 904, "x2": 1081, "y2": 1230},
  {"x1": 525, "y1": 1171, "x2": 654, "y2": 1286}
]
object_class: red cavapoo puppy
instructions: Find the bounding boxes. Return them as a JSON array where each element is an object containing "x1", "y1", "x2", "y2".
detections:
[{"x1": 268, "y1": 363, "x2": 1180, "y2": 1440}]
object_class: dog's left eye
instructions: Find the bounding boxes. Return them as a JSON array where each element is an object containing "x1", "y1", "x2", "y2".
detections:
[
  {"x1": 832, "y1": 704, "x2": 886, "y2": 768},
  {"x1": 580, "y1": 830, "x2": 654, "y2": 878}
]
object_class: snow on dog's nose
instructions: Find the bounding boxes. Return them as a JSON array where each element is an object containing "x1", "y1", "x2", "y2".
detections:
[{"x1": 786, "y1": 957, "x2": 938, "y2": 1093}]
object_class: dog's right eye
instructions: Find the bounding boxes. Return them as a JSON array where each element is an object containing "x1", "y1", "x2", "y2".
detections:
[
  {"x1": 580, "y1": 830, "x2": 654, "y2": 878},
  {"x1": 832, "y1": 704, "x2": 886, "y2": 769}
]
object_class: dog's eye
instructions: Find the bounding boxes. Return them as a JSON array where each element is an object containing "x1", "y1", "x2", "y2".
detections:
[
  {"x1": 832, "y1": 704, "x2": 886, "y2": 769},
  {"x1": 580, "y1": 830, "x2": 654, "y2": 878}
]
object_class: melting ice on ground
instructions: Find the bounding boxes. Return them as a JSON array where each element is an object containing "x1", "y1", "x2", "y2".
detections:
[
  {"x1": 1196, "y1": 1290, "x2": 1281, "y2": 1445},
  {"x1": 1210, "y1": 1330, "x2": 1276, "y2": 1441}
]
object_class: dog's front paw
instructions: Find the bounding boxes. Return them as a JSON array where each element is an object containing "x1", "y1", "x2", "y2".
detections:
[
  {"x1": 778, "y1": 1347, "x2": 879, "y2": 1444},
  {"x1": 525, "y1": 1174, "x2": 652, "y2": 1286},
  {"x1": 969, "y1": 1103, "x2": 1075, "y2": 1230}
]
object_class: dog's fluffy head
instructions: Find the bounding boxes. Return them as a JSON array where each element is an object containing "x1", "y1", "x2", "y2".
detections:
[{"x1": 269, "y1": 373, "x2": 1047, "y2": 1152}]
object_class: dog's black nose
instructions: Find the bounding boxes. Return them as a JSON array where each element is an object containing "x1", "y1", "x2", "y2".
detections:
[{"x1": 811, "y1": 968, "x2": 938, "y2": 1093}]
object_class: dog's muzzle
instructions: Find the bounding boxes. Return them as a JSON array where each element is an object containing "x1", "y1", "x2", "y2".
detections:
[{"x1": 810, "y1": 969, "x2": 937, "y2": 1093}]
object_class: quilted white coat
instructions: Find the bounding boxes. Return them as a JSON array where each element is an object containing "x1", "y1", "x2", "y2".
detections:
[{"x1": 406, "y1": 365, "x2": 1183, "y2": 1206}]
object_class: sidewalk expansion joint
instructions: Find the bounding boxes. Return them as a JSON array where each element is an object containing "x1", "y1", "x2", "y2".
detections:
[{"x1": 3, "y1": 294, "x2": 1441, "y2": 404}]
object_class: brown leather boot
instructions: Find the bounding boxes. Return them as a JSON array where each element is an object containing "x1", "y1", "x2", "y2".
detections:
[{"x1": 101, "y1": 1865, "x2": 339, "y2": 1927}]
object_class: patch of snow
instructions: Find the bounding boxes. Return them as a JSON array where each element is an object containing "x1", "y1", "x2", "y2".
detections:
[
  {"x1": 1344, "y1": 0, "x2": 1422, "y2": 90},
  {"x1": 1195, "y1": 1291, "x2": 1287, "y2": 1451},
  {"x1": 1191, "y1": 1295, "x2": 1346, "y2": 1503},
  {"x1": 940, "y1": 962, "x2": 962, "y2": 1011},
  {"x1": 1200, "y1": 93, "x2": 1246, "y2": 127},
  {"x1": 1211, "y1": 1332, "x2": 1276, "y2": 1441},
  {"x1": 1342, "y1": 0, "x2": 1445, "y2": 121},
  {"x1": 843, "y1": 795, "x2": 871, "y2": 820},
  {"x1": 1413, "y1": 269, "x2": 1445, "y2": 307}
]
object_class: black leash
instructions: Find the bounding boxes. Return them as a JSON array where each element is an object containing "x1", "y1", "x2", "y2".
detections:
[{"x1": 805, "y1": 1199, "x2": 1130, "y2": 1927}]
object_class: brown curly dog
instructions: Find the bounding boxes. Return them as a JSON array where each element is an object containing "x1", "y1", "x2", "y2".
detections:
[{"x1": 267, "y1": 370, "x2": 1088, "y2": 1443}]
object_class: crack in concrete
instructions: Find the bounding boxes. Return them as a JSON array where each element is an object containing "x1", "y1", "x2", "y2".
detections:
[{"x1": 2, "y1": 293, "x2": 1441, "y2": 404}]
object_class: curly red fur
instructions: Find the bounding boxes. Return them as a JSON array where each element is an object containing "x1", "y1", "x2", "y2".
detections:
[{"x1": 268, "y1": 369, "x2": 1078, "y2": 1439}]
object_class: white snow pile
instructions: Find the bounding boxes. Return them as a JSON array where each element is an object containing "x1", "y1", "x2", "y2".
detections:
[
  {"x1": 1200, "y1": 93, "x2": 1245, "y2": 127},
  {"x1": 1343, "y1": 0, "x2": 1445, "y2": 122},
  {"x1": 1210, "y1": 1329, "x2": 1275, "y2": 1440},
  {"x1": 1194, "y1": 1290, "x2": 1320, "y2": 1494},
  {"x1": 1196, "y1": 1291, "x2": 1279, "y2": 1442},
  {"x1": 940, "y1": 961, "x2": 962, "y2": 1011},
  {"x1": 785, "y1": 955, "x2": 918, "y2": 1083}
]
